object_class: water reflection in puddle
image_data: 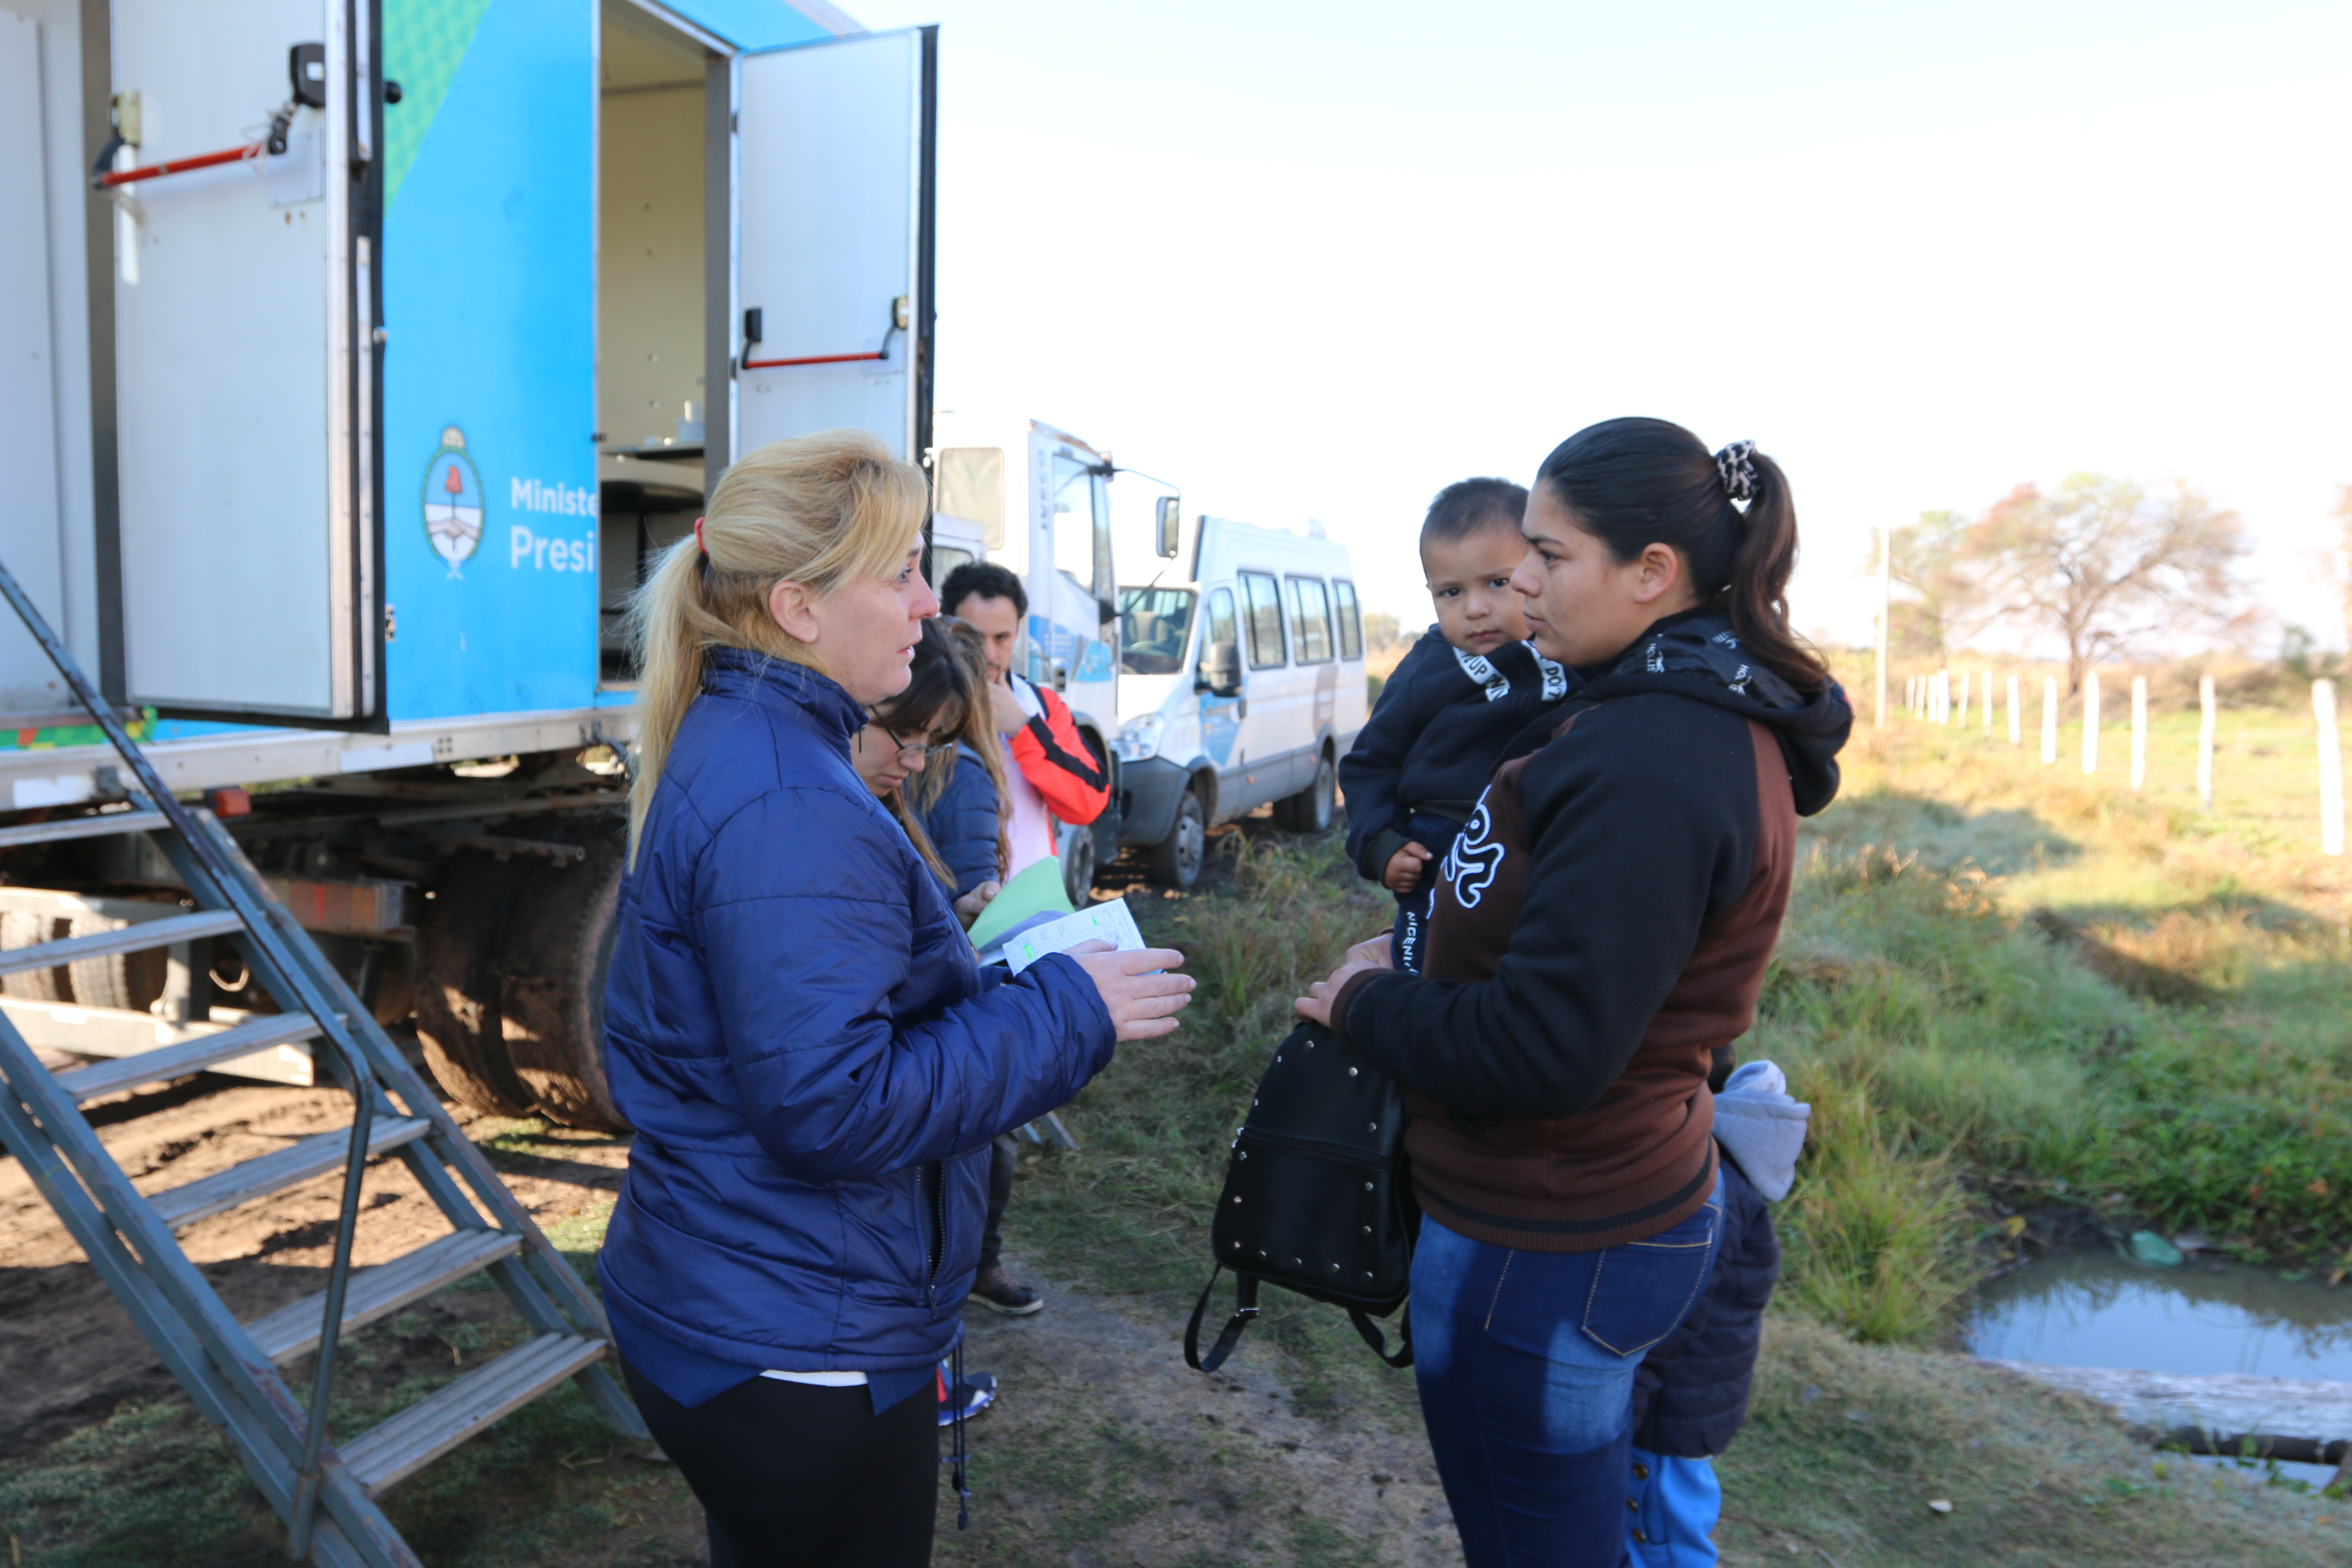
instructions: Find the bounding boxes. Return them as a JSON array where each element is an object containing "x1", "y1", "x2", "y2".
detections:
[
  {"x1": 1966, "y1": 1250, "x2": 2352, "y2": 1380},
  {"x1": 1966, "y1": 1251, "x2": 2352, "y2": 1488}
]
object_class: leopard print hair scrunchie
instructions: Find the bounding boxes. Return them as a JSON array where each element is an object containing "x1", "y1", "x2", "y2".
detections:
[{"x1": 1713, "y1": 441, "x2": 1758, "y2": 503}]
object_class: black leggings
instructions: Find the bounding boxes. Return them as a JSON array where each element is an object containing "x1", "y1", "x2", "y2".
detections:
[{"x1": 619, "y1": 1355, "x2": 937, "y2": 1568}]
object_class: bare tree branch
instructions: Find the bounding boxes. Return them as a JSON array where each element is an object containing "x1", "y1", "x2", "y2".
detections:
[{"x1": 1963, "y1": 475, "x2": 2249, "y2": 694}]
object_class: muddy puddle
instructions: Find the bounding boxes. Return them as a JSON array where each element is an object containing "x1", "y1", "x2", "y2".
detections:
[
  {"x1": 1966, "y1": 1250, "x2": 2352, "y2": 1381},
  {"x1": 1966, "y1": 1249, "x2": 2352, "y2": 1485}
]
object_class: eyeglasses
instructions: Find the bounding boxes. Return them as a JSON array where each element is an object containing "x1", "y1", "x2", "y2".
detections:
[{"x1": 862, "y1": 718, "x2": 956, "y2": 763}]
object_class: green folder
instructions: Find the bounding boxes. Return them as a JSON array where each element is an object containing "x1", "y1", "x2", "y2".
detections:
[{"x1": 965, "y1": 855, "x2": 1076, "y2": 952}]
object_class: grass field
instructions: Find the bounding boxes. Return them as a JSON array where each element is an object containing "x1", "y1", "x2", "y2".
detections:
[{"x1": 5, "y1": 674, "x2": 2349, "y2": 1565}]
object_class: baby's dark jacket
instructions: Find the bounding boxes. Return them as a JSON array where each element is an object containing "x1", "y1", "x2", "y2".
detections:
[
  {"x1": 1340, "y1": 629, "x2": 1575, "y2": 883},
  {"x1": 1630, "y1": 1152, "x2": 1779, "y2": 1458}
]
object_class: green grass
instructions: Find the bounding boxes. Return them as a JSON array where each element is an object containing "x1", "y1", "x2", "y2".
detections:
[
  {"x1": 10, "y1": 680, "x2": 2352, "y2": 1563},
  {"x1": 0, "y1": 1304, "x2": 686, "y2": 1568}
]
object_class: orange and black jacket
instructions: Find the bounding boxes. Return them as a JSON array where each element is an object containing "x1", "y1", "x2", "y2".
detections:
[{"x1": 1008, "y1": 674, "x2": 1110, "y2": 827}]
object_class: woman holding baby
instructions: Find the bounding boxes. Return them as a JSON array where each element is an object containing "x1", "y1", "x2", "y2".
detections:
[{"x1": 1302, "y1": 417, "x2": 1853, "y2": 1567}]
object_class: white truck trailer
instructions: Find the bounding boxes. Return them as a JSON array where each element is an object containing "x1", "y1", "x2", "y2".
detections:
[{"x1": 0, "y1": 0, "x2": 955, "y2": 1130}]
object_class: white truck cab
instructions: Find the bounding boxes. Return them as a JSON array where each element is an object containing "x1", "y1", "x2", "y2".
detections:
[
  {"x1": 1113, "y1": 515, "x2": 1367, "y2": 887},
  {"x1": 927, "y1": 413, "x2": 1123, "y2": 899}
]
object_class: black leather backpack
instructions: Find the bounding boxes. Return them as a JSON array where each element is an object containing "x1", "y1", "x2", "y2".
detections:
[{"x1": 1184, "y1": 1021, "x2": 1417, "y2": 1373}]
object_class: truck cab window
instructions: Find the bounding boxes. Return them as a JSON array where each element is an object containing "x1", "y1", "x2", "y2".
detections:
[
  {"x1": 1240, "y1": 573, "x2": 1286, "y2": 668},
  {"x1": 1050, "y1": 453, "x2": 1113, "y2": 614},
  {"x1": 928, "y1": 546, "x2": 975, "y2": 594},
  {"x1": 1286, "y1": 576, "x2": 1332, "y2": 664},
  {"x1": 1119, "y1": 586, "x2": 1197, "y2": 675}
]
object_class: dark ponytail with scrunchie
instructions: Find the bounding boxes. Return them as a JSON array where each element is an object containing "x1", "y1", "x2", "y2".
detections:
[{"x1": 1534, "y1": 416, "x2": 1830, "y2": 692}]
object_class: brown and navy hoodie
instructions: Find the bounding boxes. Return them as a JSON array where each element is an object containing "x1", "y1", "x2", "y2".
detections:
[{"x1": 1329, "y1": 608, "x2": 1851, "y2": 1253}]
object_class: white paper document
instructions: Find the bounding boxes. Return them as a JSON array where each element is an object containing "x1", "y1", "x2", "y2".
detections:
[{"x1": 1001, "y1": 898, "x2": 1146, "y2": 975}]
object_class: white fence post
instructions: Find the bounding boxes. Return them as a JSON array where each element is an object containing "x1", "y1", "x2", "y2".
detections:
[
  {"x1": 2130, "y1": 677, "x2": 2148, "y2": 792},
  {"x1": 2042, "y1": 677, "x2": 2058, "y2": 764},
  {"x1": 2197, "y1": 674, "x2": 2216, "y2": 814},
  {"x1": 2082, "y1": 672, "x2": 2101, "y2": 775},
  {"x1": 2009, "y1": 674, "x2": 2022, "y2": 745},
  {"x1": 2317, "y1": 678, "x2": 2344, "y2": 857}
]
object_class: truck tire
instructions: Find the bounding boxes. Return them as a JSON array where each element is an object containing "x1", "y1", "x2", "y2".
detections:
[
  {"x1": 413, "y1": 851, "x2": 539, "y2": 1120},
  {"x1": 1277, "y1": 750, "x2": 1336, "y2": 836},
  {"x1": 65, "y1": 914, "x2": 168, "y2": 1013},
  {"x1": 496, "y1": 829, "x2": 631, "y2": 1133},
  {"x1": 0, "y1": 911, "x2": 73, "y2": 1001},
  {"x1": 1146, "y1": 789, "x2": 1206, "y2": 889}
]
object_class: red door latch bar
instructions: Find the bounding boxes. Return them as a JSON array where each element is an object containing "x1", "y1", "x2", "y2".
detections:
[
  {"x1": 92, "y1": 142, "x2": 260, "y2": 189},
  {"x1": 741, "y1": 350, "x2": 888, "y2": 369}
]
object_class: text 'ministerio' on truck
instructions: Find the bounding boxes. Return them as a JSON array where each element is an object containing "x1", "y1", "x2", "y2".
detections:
[{"x1": 0, "y1": 0, "x2": 970, "y2": 1132}]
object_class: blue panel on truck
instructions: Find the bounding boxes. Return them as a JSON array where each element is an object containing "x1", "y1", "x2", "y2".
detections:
[
  {"x1": 666, "y1": 0, "x2": 835, "y2": 49},
  {"x1": 383, "y1": 0, "x2": 597, "y2": 720}
]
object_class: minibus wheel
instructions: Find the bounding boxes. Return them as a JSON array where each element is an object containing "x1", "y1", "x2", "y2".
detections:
[
  {"x1": 1277, "y1": 750, "x2": 1336, "y2": 836},
  {"x1": 1147, "y1": 789, "x2": 1206, "y2": 889}
]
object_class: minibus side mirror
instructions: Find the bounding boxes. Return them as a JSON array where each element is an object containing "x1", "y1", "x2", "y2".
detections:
[
  {"x1": 1199, "y1": 640, "x2": 1243, "y2": 698},
  {"x1": 1155, "y1": 496, "x2": 1182, "y2": 559}
]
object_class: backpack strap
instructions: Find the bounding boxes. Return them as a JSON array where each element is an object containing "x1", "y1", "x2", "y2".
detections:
[
  {"x1": 1348, "y1": 1304, "x2": 1413, "y2": 1369},
  {"x1": 1183, "y1": 1266, "x2": 1260, "y2": 1374}
]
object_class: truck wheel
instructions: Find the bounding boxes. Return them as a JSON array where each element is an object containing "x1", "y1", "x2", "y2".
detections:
[
  {"x1": 497, "y1": 829, "x2": 631, "y2": 1133},
  {"x1": 1279, "y1": 751, "x2": 1336, "y2": 836},
  {"x1": 0, "y1": 911, "x2": 74, "y2": 1001},
  {"x1": 1146, "y1": 790, "x2": 1206, "y2": 889},
  {"x1": 413, "y1": 852, "x2": 539, "y2": 1120},
  {"x1": 65, "y1": 914, "x2": 168, "y2": 1014}
]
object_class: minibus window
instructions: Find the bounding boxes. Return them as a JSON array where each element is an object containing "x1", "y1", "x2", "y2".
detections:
[
  {"x1": 1239, "y1": 573, "x2": 1286, "y2": 668},
  {"x1": 1286, "y1": 577, "x2": 1332, "y2": 664},
  {"x1": 1118, "y1": 586, "x2": 1197, "y2": 675},
  {"x1": 1206, "y1": 587, "x2": 1239, "y2": 653},
  {"x1": 1332, "y1": 580, "x2": 1363, "y2": 660}
]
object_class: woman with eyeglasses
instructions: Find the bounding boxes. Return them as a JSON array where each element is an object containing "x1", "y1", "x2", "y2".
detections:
[
  {"x1": 852, "y1": 619, "x2": 1048, "y2": 1320},
  {"x1": 848, "y1": 619, "x2": 1006, "y2": 930}
]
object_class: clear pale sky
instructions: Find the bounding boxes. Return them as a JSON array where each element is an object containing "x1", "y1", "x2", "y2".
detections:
[{"x1": 852, "y1": 0, "x2": 2352, "y2": 648}]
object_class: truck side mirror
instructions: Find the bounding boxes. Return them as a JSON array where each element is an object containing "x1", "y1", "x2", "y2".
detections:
[
  {"x1": 1155, "y1": 496, "x2": 1182, "y2": 559},
  {"x1": 1199, "y1": 640, "x2": 1243, "y2": 698}
]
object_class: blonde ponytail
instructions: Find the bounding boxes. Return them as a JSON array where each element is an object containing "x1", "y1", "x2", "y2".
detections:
[{"x1": 624, "y1": 429, "x2": 931, "y2": 861}]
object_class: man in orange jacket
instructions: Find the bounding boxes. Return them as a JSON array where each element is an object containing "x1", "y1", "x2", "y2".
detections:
[
  {"x1": 939, "y1": 563, "x2": 1109, "y2": 881},
  {"x1": 937, "y1": 562, "x2": 1111, "y2": 1321}
]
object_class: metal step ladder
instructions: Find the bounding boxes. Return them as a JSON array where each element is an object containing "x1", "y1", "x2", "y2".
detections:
[{"x1": 0, "y1": 562, "x2": 647, "y2": 1568}]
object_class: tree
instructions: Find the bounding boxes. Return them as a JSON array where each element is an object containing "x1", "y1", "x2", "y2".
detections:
[
  {"x1": 2321, "y1": 486, "x2": 2352, "y2": 652},
  {"x1": 1862, "y1": 510, "x2": 1984, "y2": 663},
  {"x1": 1964, "y1": 475, "x2": 2248, "y2": 694}
]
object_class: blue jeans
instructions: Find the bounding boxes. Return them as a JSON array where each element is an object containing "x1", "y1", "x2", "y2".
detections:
[
  {"x1": 1627, "y1": 1450, "x2": 1720, "y2": 1566},
  {"x1": 1411, "y1": 1175, "x2": 1724, "y2": 1568}
]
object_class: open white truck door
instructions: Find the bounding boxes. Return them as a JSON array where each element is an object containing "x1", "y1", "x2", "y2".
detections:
[
  {"x1": 107, "y1": 0, "x2": 382, "y2": 723},
  {"x1": 730, "y1": 27, "x2": 936, "y2": 470}
]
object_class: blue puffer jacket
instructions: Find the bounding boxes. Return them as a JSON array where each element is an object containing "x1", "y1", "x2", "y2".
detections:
[
  {"x1": 917, "y1": 742, "x2": 1003, "y2": 900},
  {"x1": 597, "y1": 649, "x2": 1115, "y2": 1373}
]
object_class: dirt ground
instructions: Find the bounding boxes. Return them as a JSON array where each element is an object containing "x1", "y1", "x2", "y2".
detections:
[
  {"x1": 0, "y1": 1053, "x2": 631, "y2": 1464},
  {"x1": 1, "y1": 1051, "x2": 1459, "y2": 1565}
]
